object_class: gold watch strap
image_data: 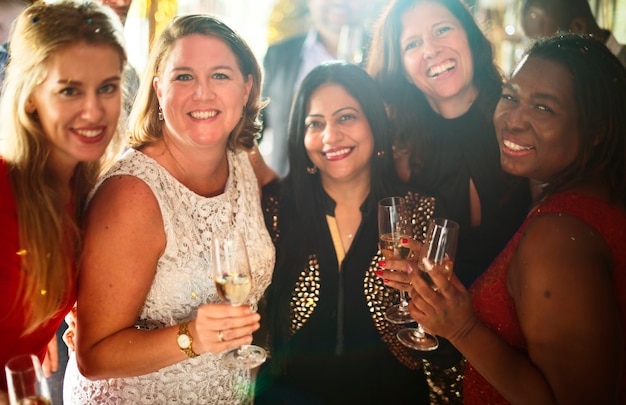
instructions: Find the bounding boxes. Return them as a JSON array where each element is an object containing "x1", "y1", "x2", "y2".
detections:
[{"x1": 178, "y1": 321, "x2": 198, "y2": 358}]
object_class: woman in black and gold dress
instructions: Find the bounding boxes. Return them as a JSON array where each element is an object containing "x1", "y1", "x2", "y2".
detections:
[{"x1": 255, "y1": 62, "x2": 441, "y2": 404}]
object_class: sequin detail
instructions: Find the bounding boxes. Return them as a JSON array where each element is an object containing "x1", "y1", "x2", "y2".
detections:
[
  {"x1": 424, "y1": 359, "x2": 465, "y2": 404},
  {"x1": 289, "y1": 255, "x2": 320, "y2": 334}
]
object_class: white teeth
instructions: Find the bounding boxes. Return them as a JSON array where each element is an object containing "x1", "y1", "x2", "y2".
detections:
[
  {"x1": 190, "y1": 110, "x2": 217, "y2": 119},
  {"x1": 75, "y1": 129, "x2": 102, "y2": 138},
  {"x1": 503, "y1": 139, "x2": 533, "y2": 151},
  {"x1": 324, "y1": 147, "x2": 351, "y2": 158},
  {"x1": 428, "y1": 61, "x2": 455, "y2": 77}
]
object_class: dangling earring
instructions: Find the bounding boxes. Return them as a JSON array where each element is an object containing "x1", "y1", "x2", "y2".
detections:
[
  {"x1": 158, "y1": 106, "x2": 164, "y2": 121},
  {"x1": 306, "y1": 166, "x2": 318, "y2": 175},
  {"x1": 241, "y1": 106, "x2": 246, "y2": 119},
  {"x1": 376, "y1": 150, "x2": 385, "y2": 158}
]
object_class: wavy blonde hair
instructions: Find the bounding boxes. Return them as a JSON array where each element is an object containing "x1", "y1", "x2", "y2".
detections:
[{"x1": 0, "y1": 0, "x2": 127, "y2": 333}]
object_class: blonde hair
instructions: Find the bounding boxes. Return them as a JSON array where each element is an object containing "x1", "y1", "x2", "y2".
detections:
[
  {"x1": 0, "y1": 0, "x2": 127, "y2": 333},
  {"x1": 128, "y1": 14, "x2": 266, "y2": 152}
]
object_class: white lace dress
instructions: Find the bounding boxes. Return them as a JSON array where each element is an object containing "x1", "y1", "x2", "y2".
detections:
[{"x1": 63, "y1": 148, "x2": 274, "y2": 404}]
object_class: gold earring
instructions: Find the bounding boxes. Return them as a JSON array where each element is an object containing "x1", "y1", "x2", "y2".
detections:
[
  {"x1": 306, "y1": 166, "x2": 318, "y2": 175},
  {"x1": 158, "y1": 106, "x2": 164, "y2": 121}
]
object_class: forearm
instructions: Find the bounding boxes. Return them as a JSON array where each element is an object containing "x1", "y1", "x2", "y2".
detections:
[
  {"x1": 77, "y1": 325, "x2": 187, "y2": 380},
  {"x1": 452, "y1": 322, "x2": 557, "y2": 405}
]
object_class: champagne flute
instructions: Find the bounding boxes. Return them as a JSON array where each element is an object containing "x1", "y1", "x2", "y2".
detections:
[
  {"x1": 5, "y1": 354, "x2": 51, "y2": 405},
  {"x1": 211, "y1": 233, "x2": 267, "y2": 369},
  {"x1": 378, "y1": 196, "x2": 414, "y2": 324},
  {"x1": 397, "y1": 218, "x2": 460, "y2": 351}
]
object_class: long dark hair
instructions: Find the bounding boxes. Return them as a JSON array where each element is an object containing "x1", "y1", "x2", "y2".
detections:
[
  {"x1": 367, "y1": 0, "x2": 502, "y2": 176},
  {"x1": 523, "y1": 34, "x2": 626, "y2": 203},
  {"x1": 284, "y1": 61, "x2": 399, "y2": 214}
]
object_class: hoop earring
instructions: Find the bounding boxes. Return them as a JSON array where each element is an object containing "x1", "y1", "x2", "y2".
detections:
[
  {"x1": 306, "y1": 166, "x2": 318, "y2": 175},
  {"x1": 158, "y1": 106, "x2": 164, "y2": 121}
]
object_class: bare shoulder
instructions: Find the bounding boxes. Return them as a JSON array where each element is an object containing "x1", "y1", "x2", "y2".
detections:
[{"x1": 84, "y1": 174, "x2": 165, "y2": 253}]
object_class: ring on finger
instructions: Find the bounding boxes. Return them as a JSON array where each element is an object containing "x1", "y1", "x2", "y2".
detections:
[{"x1": 217, "y1": 330, "x2": 225, "y2": 342}]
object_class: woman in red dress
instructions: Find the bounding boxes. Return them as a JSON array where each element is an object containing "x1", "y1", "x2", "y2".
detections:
[{"x1": 0, "y1": 1, "x2": 126, "y2": 400}]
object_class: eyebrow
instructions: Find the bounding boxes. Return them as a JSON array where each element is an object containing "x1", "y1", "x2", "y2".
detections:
[
  {"x1": 171, "y1": 65, "x2": 235, "y2": 72},
  {"x1": 306, "y1": 106, "x2": 359, "y2": 119},
  {"x1": 332, "y1": 106, "x2": 358, "y2": 117},
  {"x1": 503, "y1": 82, "x2": 562, "y2": 105},
  {"x1": 55, "y1": 75, "x2": 121, "y2": 86}
]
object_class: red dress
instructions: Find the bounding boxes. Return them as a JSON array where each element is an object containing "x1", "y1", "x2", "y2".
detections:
[
  {"x1": 0, "y1": 159, "x2": 76, "y2": 391},
  {"x1": 464, "y1": 192, "x2": 626, "y2": 404}
]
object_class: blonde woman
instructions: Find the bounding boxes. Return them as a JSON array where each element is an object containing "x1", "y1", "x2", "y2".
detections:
[{"x1": 0, "y1": 0, "x2": 126, "y2": 400}]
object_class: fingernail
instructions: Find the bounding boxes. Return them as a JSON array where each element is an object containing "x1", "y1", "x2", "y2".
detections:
[
  {"x1": 378, "y1": 260, "x2": 386, "y2": 267},
  {"x1": 375, "y1": 270, "x2": 383, "y2": 277},
  {"x1": 401, "y1": 237, "x2": 408, "y2": 244},
  {"x1": 383, "y1": 278, "x2": 390, "y2": 284}
]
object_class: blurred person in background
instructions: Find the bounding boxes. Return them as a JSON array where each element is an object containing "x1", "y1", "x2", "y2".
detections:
[{"x1": 521, "y1": 0, "x2": 626, "y2": 66}]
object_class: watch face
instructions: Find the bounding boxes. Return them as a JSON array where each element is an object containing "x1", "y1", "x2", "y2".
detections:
[{"x1": 177, "y1": 334, "x2": 191, "y2": 349}]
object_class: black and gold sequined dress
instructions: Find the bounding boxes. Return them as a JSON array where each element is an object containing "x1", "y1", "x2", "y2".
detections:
[{"x1": 255, "y1": 181, "x2": 435, "y2": 404}]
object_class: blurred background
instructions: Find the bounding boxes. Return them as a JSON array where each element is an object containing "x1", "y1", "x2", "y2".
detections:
[{"x1": 122, "y1": 0, "x2": 626, "y2": 76}]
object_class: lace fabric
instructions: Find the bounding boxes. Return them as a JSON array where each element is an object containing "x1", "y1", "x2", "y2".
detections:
[{"x1": 64, "y1": 149, "x2": 275, "y2": 404}]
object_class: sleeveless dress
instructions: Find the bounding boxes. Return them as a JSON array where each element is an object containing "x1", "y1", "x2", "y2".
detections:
[
  {"x1": 63, "y1": 148, "x2": 275, "y2": 404},
  {"x1": 464, "y1": 192, "x2": 626, "y2": 404}
]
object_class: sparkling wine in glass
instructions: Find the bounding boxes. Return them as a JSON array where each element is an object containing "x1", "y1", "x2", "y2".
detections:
[
  {"x1": 378, "y1": 196, "x2": 414, "y2": 324},
  {"x1": 5, "y1": 354, "x2": 52, "y2": 405},
  {"x1": 211, "y1": 233, "x2": 266, "y2": 369},
  {"x1": 397, "y1": 218, "x2": 460, "y2": 351}
]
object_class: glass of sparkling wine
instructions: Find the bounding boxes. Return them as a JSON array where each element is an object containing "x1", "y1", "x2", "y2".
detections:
[
  {"x1": 211, "y1": 233, "x2": 266, "y2": 369},
  {"x1": 397, "y1": 217, "x2": 460, "y2": 351},
  {"x1": 378, "y1": 196, "x2": 414, "y2": 324},
  {"x1": 5, "y1": 354, "x2": 51, "y2": 405}
]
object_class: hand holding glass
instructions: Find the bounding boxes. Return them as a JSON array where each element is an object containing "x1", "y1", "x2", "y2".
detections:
[
  {"x1": 397, "y1": 217, "x2": 460, "y2": 351},
  {"x1": 5, "y1": 354, "x2": 51, "y2": 405},
  {"x1": 378, "y1": 197, "x2": 414, "y2": 324},
  {"x1": 211, "y1": 234, "x2": 266, "y2": 369}
]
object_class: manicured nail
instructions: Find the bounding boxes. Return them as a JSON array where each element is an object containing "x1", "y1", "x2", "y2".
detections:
[
  {"x1": 378, "y1": 260, "x2": 386, "y2": 267},
  {"x1": 375, "y1": 270, "x2": 383, "y2": 277},
  {"x1": 383, "y1": 278, "x2": 390, "y2": 284},
  {"x1": 401, "y1": 237, "x2": 408, "y2": 244}
]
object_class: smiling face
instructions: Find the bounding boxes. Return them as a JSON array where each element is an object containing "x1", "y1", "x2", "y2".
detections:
[
  {"x1": 400, "y1": 1, "x2": 476, "y2": 115},
  {"x1": 153, "y1": 34, "x2": 252, "y2": 153},
  {"x1": 493, "y1": 55, "x2": 581, "y2": 182},
  {"x1": 304, "y1": 82, "x2": 374, "y2": 184},
  {"x1": 28, "y1": 42, "x2": 122, "y2": 174}
]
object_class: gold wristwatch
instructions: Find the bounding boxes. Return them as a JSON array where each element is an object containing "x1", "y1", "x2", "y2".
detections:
[{"x1": 176, "y1": 321, "x2": 198, "y2": 358}]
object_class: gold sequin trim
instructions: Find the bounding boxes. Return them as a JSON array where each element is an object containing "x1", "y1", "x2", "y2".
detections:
[
  {"x1": 289, "y1": 255, "x2": 320, "y2": 334},
  {"x1": 423, "y1": 358, "x2": 465, "y2": 404},
  {"x1": 364, "y1": 252, "x2": 423, "y2": 370},
  {"x1": 364, "y1": 192, "x2": 436, "y2": 370}
]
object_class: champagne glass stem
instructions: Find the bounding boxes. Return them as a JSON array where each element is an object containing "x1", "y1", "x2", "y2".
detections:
[
  {"x1": 415, "y1": 323, "x2": 426, "y2": 338},
  {"x1": 399, "y1": 291, "x2": 410, "y2": 310}
]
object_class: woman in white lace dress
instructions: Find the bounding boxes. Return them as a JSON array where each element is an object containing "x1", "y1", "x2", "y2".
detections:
[{"x1": 63, "y1": 15, "x2": 275, "y2": 404}]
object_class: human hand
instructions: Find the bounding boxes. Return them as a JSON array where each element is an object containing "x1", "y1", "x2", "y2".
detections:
[
  {"x1": 0, "y1": 389, "x2": 8, "y2": 405},
  {"x1": 63, "y1": 305, "x2": 77, "y2": 353},
  {"x1": 376, "y1": 237, "x2": 423, "y2": 292},
  {"x1": 189, "y1": 303, "x2": 261, "y2": 354},
  {"x1": 42, "y1": 335, "x2": 59, "y2": 377},
  {"x1": 406, "y1": 258, "x2": 477, "y2": 343}
]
